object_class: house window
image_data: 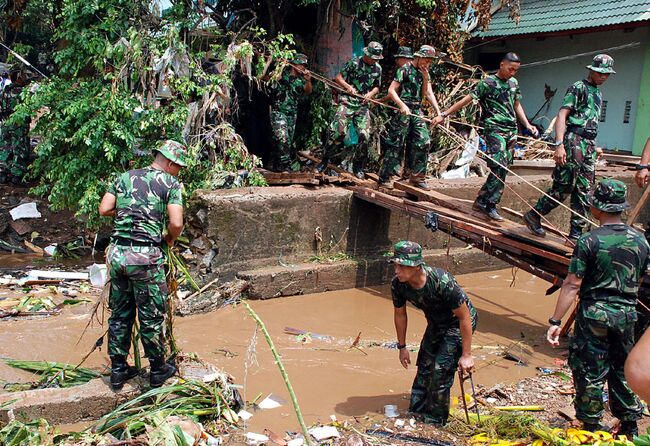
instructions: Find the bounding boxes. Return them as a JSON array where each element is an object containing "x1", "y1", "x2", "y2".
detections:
[
  {"x1": 623, "y1": 101, "x2": 632, "y2": 124},
  {"x1": 600, "y1": 100, "x2": 607, "y2": 122}
]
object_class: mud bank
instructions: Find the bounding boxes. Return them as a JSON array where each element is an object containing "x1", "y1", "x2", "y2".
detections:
[{"x1": 187, "y1": 169, "x2": 646, "y2": 299}]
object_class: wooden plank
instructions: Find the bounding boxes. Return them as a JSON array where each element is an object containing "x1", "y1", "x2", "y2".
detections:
[{"x1": 297, "y1": 151, "x2": 375, "y2": 188}]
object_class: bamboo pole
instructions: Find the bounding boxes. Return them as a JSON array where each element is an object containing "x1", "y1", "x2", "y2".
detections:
[
  {"x1": 628, "y1": 185, "x2": 650, "y2": 226},
  {"x1": 242, "y1": 301, "x2": 313, "y2": 446}
]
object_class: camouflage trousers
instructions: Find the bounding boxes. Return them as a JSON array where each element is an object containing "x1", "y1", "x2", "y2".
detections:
[
  {"x1": 107, "y1": 245, "x2": 169, "y2": 359},
  {"x1": 476, "y1": 131, "x2": 516, "y2": 207},
  {"x1": 533, "y1": 132, "x2": 596, "y2": 233},
  {"x1": 569, "y1": 301, "x2": 642, "y2": 424},
  {"x1": 323, "y1": 101, "x2": 371, "y2": 167},
  {"x1": 379, "y1": 108, "x2": 430, "y2": 180},
  {"x1": 410, "y1": 318, "x2": 477, "y2": 425},
  {"x1": 0, "y1": 123, "x2": 30, "y2": 182},
  {"x1": 270, "y1": 108, "x2": 297, "y2": 170}
]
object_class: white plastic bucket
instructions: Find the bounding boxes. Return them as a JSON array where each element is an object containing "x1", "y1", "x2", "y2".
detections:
[{"x1": 88, "y1": 264, "x2": 108, "y2": 288}]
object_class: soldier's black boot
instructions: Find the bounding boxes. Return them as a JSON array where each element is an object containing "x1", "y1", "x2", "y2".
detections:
[
  {"x1": 582, "y1": 422, "x2": 604, "y2": 433},
  {"x1": 568, "y1": 225, "x2": 582, "y2": 242},
  {"x1": 618, "y1": 420, "x2": 638, "y2": 439},
  {"x1": 149, "y1": 356, "x2": 177, "y2": 388},
  {"x1": 523, "y1": 210, "x2": 546, "y2": 237},
  {"x1": 110, "y1": 355, "x2": 138, "y2": 390}
]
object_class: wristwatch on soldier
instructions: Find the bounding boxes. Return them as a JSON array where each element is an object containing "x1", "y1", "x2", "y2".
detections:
[
  {"x1": 548, "y1": 317, "x2": 562, "y2": 326},
  {"x1": 635, "y1": 164, "x2": 649, "y2": 171},
  {"x1": 397, "y1": 343, "x2": 407, "y2": 350},
  {"x1": 554, "y1": 140, "x2": 564, "y2": 147},
  {"x1": 440, "y1": 111, "x2": 448, "y2": 118}
]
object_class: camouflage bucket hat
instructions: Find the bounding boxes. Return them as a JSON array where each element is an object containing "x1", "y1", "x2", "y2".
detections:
[
  {"x1": 388, "y1": 241, "x2": 425, "y2": 267},
  {"x1": 589, "y1": 178, "x2": 629, "y2": 212},
  {"x1": 587, "y1": 54, "x2": 616, "y2": 74},
  {"x1": 414, "y1": 45, "x2": 443, "y2": 59},
  {"x1": 363, "y1": 41, "x2": 384, "y2": 60},
  {"x1": 155, "y1": 140, "x2": 188, "y2": 167},
  {"x1": 394, "y1": 46, "x2": 414, "y2": 59},
  {"x1": 291, "y1": 53, "x2": 308, "y2": 65}
]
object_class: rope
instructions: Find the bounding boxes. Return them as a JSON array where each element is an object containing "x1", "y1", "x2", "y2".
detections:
[{"x1": 285, "y1": 60, "x2": 597, "y2": 230}]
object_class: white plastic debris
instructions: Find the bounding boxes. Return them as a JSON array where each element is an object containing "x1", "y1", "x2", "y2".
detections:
[
  {"x1": 44, "y1": 245, "x2": 57, "y2": 256},
  {"x1": 394, "y1": 419, "x2": 405, "y2": 427},
  {"x1": 10, "y1": 203, "x2": 41, "y2": 220},
  {"x1": 308, "y1": 426, "x2": 340, "y2": 441},
  {"x1": 257, "y1": 394, "x2": 285, "y2": 409},
  {"x1": 246, "y1": 432, "x2": 269, "y2": 445},
  {"x1": 237, "y1": 410, "x2": 253, "y2": 421},
  {"x1": 287, "y1": 438, "x2": 304, "y2": 446},
  {"x1": 441, "y1": 164, "x2": 470, "y2": 180},
  {"x1": 88, "y1": 264, "x2": 107, "y2": 288}
]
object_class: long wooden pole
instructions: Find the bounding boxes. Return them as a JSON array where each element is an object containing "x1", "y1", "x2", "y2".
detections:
[{"x1": 628, "y1": 185, "x2": 650, "y2": 226}]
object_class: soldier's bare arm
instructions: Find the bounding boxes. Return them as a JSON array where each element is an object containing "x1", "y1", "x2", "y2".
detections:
[
  {"x1": 625, "y1": 328, "x2": 650, "y2": 401},
  {"x1": 165, "y1": 203, "x2": 184, "y2": 247},
  {"x1": 547, "y1": 273, "x2": 582, "y2": 346},
  {"x1": 424, "y1": 82, "x2": 441, "y2": 116},
  {"x1": 634, "y1": 137, "x2": 650, "y2": 188},
  {"x1": 394, "y1": 305, "x2": 410, "y2": 368},
  {"x1": 388, "y1": 80, "x2": 409, "y2": 115},
  {"x1": 433, "y1": 94, "x2": 472, "y2": 126},
  {"x1": 334, "y1": 72, "x2": 355, "y2": 95},
  {"x1": 553, "y1": 108, "x2": 570, "y2": 166},
  {"x1": 514, "y1": 101, "x2": 539, "y2": 137},
  {"x1": 99, "y1": 192, "x2": 116, "y2": 217},
  {"x1": 453, "y1": 303, "x2": 474, "y2": 374},
  {"x1": 303, "y1": 71, "x2": 313, "y2": 95},
  {"x1": 363, "y1": 86, "x2": 379, "y2": 103}
]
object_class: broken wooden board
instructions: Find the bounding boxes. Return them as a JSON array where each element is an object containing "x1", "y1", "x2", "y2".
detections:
[
  {"x1": 297, "y1": 151, "x2": 376, "y2": 188},
  {"x1": 260, "y1": 170, "x2": 322, "y2": 186}
]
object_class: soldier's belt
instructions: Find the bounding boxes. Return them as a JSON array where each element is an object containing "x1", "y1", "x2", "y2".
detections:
[
  {"x1": 566, "y1": 125, "x2": 597, "y2": 140},
  {"x1": 111, "y1": 238, "x2": 160, "y2": 248}
]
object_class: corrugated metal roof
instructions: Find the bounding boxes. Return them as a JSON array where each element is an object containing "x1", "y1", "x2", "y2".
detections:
[{"x1": 476, "y1": 0, "x2": 650, "y2": 38}]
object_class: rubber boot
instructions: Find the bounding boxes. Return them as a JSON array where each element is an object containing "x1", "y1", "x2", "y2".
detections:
[
  {"x1": 567, "y1": 225, "x2": 582, "y2": 242},
  {"x1": 582, "y1": 422, "x2": 605, "y2": 433},
  {"x1": 149, "y1": 356, "x2": 178, "y2": 388},
  {"x1": 523, "y1": 210, "x2": 546, "y2": 237},
  {"x1": 110, "y1": 355, "x2": 138, "y2": 389},
  {"x1": 618, "y1": 420, "x2": 638, "y2": 439}
]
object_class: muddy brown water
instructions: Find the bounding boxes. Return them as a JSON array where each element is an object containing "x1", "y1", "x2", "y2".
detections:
[{"x1": 0, "y1": 268, "x2": 561, "y2": 434}]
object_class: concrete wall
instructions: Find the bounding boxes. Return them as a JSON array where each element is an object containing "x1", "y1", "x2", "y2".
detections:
[
  {"x1": 469, "y1": 27, "x2": 650, "y2": 152},
  {"x1": 186, "y1": 170, "x2": 648, "y2": 299}
]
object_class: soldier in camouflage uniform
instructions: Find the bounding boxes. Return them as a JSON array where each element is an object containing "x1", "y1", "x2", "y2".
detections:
[
  {"x1": 547, "y1": 179, "x2": 648, "y2": 439},
  {"x1": 390, "y1": 240, "x2": 478, "y2": 425},
  {"x1": 99, "y1": 140, "x2": 187, "y2": 389},
  {"x1": 378, "y1": 45, "x2": 442, "y2": 189},
  {"x1": 434, "y1": 53, "x2": 538, "y2": 220},
  {"x1": 268, "y1": 54, "x2": 312, "y2": 171},
  {"x1": 317, "y1": 42, "x2": 383, "y2": 179},
  {"x1": 0, "y1": 73, "x2": 30, "y2": 185},
  {"x1": 524, "y1": 55, "x2": 614, "y2": 241}
]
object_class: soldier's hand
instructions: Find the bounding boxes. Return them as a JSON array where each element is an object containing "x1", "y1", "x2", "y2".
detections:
[
  {"x1": 303, "y1": 71, "x2": 312, "y2": 82},
  {"x1": 458, "y1": 354, "x2": 474, "y2": 374},
  {"x1": 400, "y1": 105, "x2": 411, "y2": 116},
  {"x1": 399, "y1": 348, "x2": 411, "y2": 369},
  {"x1": 419, "y1": 65, "x2": 429, "y2": 81},
  {"x1": 362, "y1": 92, "x2": 374, "y2": 104},
  {"x1": 527, "y1": 124, "x2": 539, "y2": 138},
  {"x1": 547, "y1": 325, "x2": 561, "y2": 347},
  {"x1": 432, "y1": 115, "x2": 445, "y2": 126},
  {"x1": 554, "y1": 145, "x2": 567, "y2": 166},
  {"x1": 635, "y1": 169, "x2": 649, "y2": 189},
  {"x1": 347, "y1": 85, "x2": 357, "y2": 95},
  {"x1": 595, "y1": 146, "x2": 603, "y2": 159}
]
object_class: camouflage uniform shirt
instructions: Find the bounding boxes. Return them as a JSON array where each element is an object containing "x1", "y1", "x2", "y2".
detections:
[
  {"x1": 569, "y1": 224, "x2": 649, "y2": 306},
  {"x1": 394, "y1": 62, "x2": 425, "y2": 106},
  {"x1": 340, "y1": 57, "x2": 382, "y2": 104},
  {"x1": 470, "y1": 75, "x2": 521, "y2": 133},
  {"x1": 392, "y1": 265, "x2": 477, "y2": 329},
  {"x1": 270, "y1": 68, "x2": 306, "y2": 115},
  {"x1": 109, "y1": 167, "x2": 183, "y2": 245},
  {"x1": 561, "y1": 79, "x2": 602, "y2": 136}
]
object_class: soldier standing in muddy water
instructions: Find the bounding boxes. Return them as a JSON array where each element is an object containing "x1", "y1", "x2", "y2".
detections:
[
  {"x1": 316, "y1": 41, "x2": 383, "y2": 179},
  {"x1": 99, "y1": 140, "x2": 187, "y2": 389},
  {"x1": 546, "y1": 179, "x2": 648, "y2": 440},
  {"x1": 523, "y1": 55, "x2": 614, "y2": 243},
  {"x1": 268, "y1": 53, "x2": 312, "y2": 172},
  {"x1": 378, "y1": 45, "x2": 442, "y2": 189},
  {"x1": 434, "y1": 52, "x2": 538, "y2": 221},
  {"x1": 390, "y1": 240, "x2": 477, "y2": 425}
]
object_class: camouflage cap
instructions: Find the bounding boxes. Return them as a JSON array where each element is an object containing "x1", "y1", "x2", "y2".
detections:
[
  {"x1": 291, "y1": 53, "x2": 308, "y2": 65},
  {"x1": 394, "y1": 46, "x2": 414, "y2": 59},
  {"x1": 388, "y1": 241, "x2": 425, "y2": 267},
  {"x1": 589, "y1": 178, "x2": 629, "y2": 213},
  {"x1": 363, "y1": 41, "x2": 384, "y2": 60},
  {"x1": 154, "y1": 140, "x2": 188, "y2": 167},
  {"x1": 414, "y1": 45, "x2": 443, "y2": 59},
  {"x1": 587, "y1": 54, "x2": 616, "y2": 74}
]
